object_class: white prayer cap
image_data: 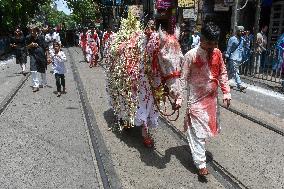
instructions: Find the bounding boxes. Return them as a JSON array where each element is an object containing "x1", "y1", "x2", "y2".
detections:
[{"x1": 235, "y1": 26, "x2": 244, "y2": 31}]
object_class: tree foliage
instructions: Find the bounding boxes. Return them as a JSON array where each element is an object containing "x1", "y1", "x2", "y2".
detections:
[
  {"x1": 0, "y1": 0, "x2": 51, "y2": 30},
  {"x1": 65, "y1": 0, "x2": 100, "y2": 27},
  {"x1": 36, "y1": 3, "x2": 77, "y2": 30},
  {"x1": 0, "y1": 0, "x2": 101, "y2": 31}
]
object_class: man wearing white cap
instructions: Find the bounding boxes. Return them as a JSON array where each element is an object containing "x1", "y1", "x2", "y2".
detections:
[{"x1": 225, "y1": 26, "x2": 247, "y2": 91}]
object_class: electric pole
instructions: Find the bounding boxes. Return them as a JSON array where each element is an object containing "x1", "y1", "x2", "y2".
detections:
[
  {"x1": 251, "y1": 0, "x2": 261, "y2": 75},
  {"x1": 231, "y1": 0, "x2": 239, "y2": 33}
]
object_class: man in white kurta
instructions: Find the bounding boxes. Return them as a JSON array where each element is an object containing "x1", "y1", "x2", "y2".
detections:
[{"x1": 176, "y1": 22, "x2": 231, "y2": 176}]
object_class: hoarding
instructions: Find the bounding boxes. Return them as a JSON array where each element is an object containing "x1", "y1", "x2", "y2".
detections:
[
  {"x1": 183, "y1": 9, "x2": 196, "y2": 19},
  {"x1": 178, "y1": 0, "x2": 194, "y2": 8},
  {"x1": 156, "y1": 0, "x2": 174, "y2": 9}
]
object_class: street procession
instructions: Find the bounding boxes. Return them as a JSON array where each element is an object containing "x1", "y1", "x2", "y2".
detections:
[{"x1": 0, "y1": 0, "x2": 284, "y2": 188}]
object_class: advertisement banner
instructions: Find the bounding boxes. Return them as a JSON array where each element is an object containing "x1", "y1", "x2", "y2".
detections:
[
  {"x1": 183, "y1": 9, "x2": 196, "y2": 20},
  {"x1": 178, "y1": 0, "x2": 194, "y2": 8},
  {"x1": 156, "y1": 0, "x2": 174, "y2": 9}
]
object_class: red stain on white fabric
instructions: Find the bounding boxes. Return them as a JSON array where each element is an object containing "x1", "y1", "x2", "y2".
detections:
[{"x1": 181, "y1": 47, "x2": 231, "y2": 138}]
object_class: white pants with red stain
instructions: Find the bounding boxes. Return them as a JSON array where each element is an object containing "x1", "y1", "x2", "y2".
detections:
[{"x1": 187, "y1": 127, "x2": 207, "y2": 169}]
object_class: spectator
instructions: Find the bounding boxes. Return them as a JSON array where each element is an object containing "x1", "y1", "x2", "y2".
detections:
[
  {"x1": 225, "y1": 26, "x2": 247, "y2": 91},
  {"x1": 275, "y1": 33, "x2": 284, "y2": 88},
  {"x1": 45, "y1": 26, "x2": 61, "y2": 52},
  {"x1": 242, "y1": 30, "x2": 252, "y2": 64},
  {"x1": 191, "y1": 30, "x2": 200, "y2": 49},
  {"x1": 255, "y1": 25, "x2": 268, "y2": 73}
]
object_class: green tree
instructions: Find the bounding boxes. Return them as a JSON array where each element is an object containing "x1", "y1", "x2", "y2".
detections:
[
  {"x1": 65, "y1": 0, "x2": 100, "y2": 27},
  {"x1": 0, "y1": 0, "x2": 51, "y2": 30}
]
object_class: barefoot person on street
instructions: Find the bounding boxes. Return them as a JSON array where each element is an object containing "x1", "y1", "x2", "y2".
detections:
[{"x1": 175, "y1": 22, "x2": 231, "y2": 176}]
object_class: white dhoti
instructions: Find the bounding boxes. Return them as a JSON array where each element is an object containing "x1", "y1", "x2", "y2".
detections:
[{"x1": 187, "y1": 127, "x2": 207, "y2": 169}]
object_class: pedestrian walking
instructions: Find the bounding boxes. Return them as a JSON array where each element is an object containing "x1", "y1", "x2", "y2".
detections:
[
  {"x1": 86, "y1": 39, "x2": 98, "y2": 68},
  {"x1": 10, "y1": 27, "x2": 27, "y2": 75},
  {"x1": 79, "y1": 28, "x2": 88, "y2": 61},
  {"x1": 50, "y1": 42, "x2": 67, "y2": 97},
  {"x1": 225, "y1": 26, "x2": 247, "y2": 91},
  {"x1": 45, "y1": 26, "x2": 61, "y2": 52},
  {"x1": 175, "y1": 22, "x2": 231, "y2": 176},
  {"x1": 102, "y1": 27, "x2": 114, "y2": 58},
  {"x1": 26, "y1": 26, "x2": 49, "y2": 92}
]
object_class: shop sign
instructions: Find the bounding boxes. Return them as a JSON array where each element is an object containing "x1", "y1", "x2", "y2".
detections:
[
  {"x1": 128, "y1": 5, "x2": 144, "y2": 18},
  {"x1": 183, "y1": 9, "x2": 196, "y2": 20},
  {"x1": 224, "y1": 0, "x2": 234, "y2": 6},
  {"x1": 178, "y1": 0, "x2": 194, "y2": 8},
  {"x1": 156, "y1": 0, "x2": 174, "y2": 9},
  {"x1": 214, "y1": 3, "x2": 229, "y2": 11}
]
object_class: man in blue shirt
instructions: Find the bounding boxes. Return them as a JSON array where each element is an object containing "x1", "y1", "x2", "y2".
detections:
[{"x1": 225, "y1": 26, "x2": 247, "y2": 91}]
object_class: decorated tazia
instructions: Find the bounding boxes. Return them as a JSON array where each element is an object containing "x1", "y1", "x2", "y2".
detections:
[
  {"x1": 105, "y1": 13, "x2": 184, "y2": 148},
  {"x1": 105, "y1": 11, "x2": 144, "y2": 130}
]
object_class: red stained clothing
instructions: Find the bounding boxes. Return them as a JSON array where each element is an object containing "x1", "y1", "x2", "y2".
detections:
[
  {"x1": 79, "y1": 33, "x2": 88, "y2": 52},
  {"x1": 181, "y1": 47, "x2": 231, "y2": 138}
]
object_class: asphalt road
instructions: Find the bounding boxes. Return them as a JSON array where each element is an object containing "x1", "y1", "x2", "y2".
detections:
[
  {"x1": 231, "y1": 85, "x2": 284, "y2": 119},
  {"x1": 1, "y1": 47, "x2": 283, "y2": 189},
  {"x1": 0, "y1": 53, "x2": 102, "y2": 188}
]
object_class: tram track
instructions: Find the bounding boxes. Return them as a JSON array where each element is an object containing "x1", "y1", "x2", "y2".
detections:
[
  {"x1": 160, "y1": 116, "x2": 248, "y2": 189},
  {"x1": 162, "y1": 96, "x2": 284, "y2": 189},
  {"x1": 219, "y1": 103, "x2": 284, "y2": 136},
  {"x1": 0, "y1": 49, "x2": 120, "y2": 188},
  {"x1": 0, "y1": 73, "x2": 30, "y2": 115},
  {"x1": 2, "y1": 46, "x2": 280, "y2": 188},
  {"x1": 67, "y1": 47, "x2": 122, "y2": 189},
  {"x1": 78, "y1": 45, "x2": 283, "y2": 188}
]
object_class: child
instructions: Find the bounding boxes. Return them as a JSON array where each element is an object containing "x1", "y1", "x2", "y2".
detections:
[{"x1": 50, "y1": 42, "x2": 67, "y2": 97}]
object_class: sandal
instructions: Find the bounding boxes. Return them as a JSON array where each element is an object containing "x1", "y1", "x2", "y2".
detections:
[{"x1": 198, "y1": 168, "x2": 209, "y2": 176}]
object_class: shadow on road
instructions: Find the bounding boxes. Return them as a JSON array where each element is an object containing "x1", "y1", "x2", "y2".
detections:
[{"x1": 103, "y1": 109, "x2": 203, "y2": 180}]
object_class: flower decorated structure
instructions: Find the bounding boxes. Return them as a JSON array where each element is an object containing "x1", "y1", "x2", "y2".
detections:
[{"x1": 106, "y1": 11, "x2": 145, "y2": 129}]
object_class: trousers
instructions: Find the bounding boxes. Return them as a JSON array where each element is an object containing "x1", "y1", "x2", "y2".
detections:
[
  {"x1": 228, "y1": 60, "x2": 242, "y2": 87},
  {"x1": 31, "y1": 71, "x2": 47, "y2": 87},
  {"x1": 187, "y1": 127, "x2": 207, "y2": 169},
  {"x1": 55, "y1": 73, "x2": 65, "y2": 92}
]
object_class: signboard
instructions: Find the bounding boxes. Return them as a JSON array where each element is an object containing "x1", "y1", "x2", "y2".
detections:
[
  {"x1": 128, "y1": 5, "x2": 144, "y2": 18},
  {"x1": 224, "y1": 0, "x2": 234, "y2": 6},
  {"x1": 183, "y1": 9, "x2": 196, "y2": 20},
  {"x1": 156, "y1": 0, "x2": 174, "y2": 9},
  {"x1": 178, "y1": 0, "x2": 194, "y2": 8},
  {"x1": 214, "y1": 3, "x2": 230, "y2": 11}
]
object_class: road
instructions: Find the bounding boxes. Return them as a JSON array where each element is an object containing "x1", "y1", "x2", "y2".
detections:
[{"x1": 0, "y1": 47, "x2": 283, "y2": 189}]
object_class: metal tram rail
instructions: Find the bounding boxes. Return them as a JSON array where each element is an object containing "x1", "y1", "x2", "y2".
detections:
[{"x1": 2, "y1": 47, "x2": 283, "y2": 188}]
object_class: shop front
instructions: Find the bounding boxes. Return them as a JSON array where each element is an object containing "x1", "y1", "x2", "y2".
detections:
[{"x1": 155, "y1": 0, "x2": 177, "y2": 33}]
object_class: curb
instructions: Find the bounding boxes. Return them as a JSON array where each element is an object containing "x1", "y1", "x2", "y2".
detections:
[{"x1": 241, "y1": 76, "x2": 283, "y2": 94}]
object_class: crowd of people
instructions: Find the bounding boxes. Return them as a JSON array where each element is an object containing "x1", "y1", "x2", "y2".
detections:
[
  {"x1": 8, "y1": 24, "x2": 67, "y2": 96},
  {"x1": 2, "y1": 16, "x2": 284, "y2": 178},
  {"x1": 78, "y1": 26, "x2": 113, "y2": 68}
]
